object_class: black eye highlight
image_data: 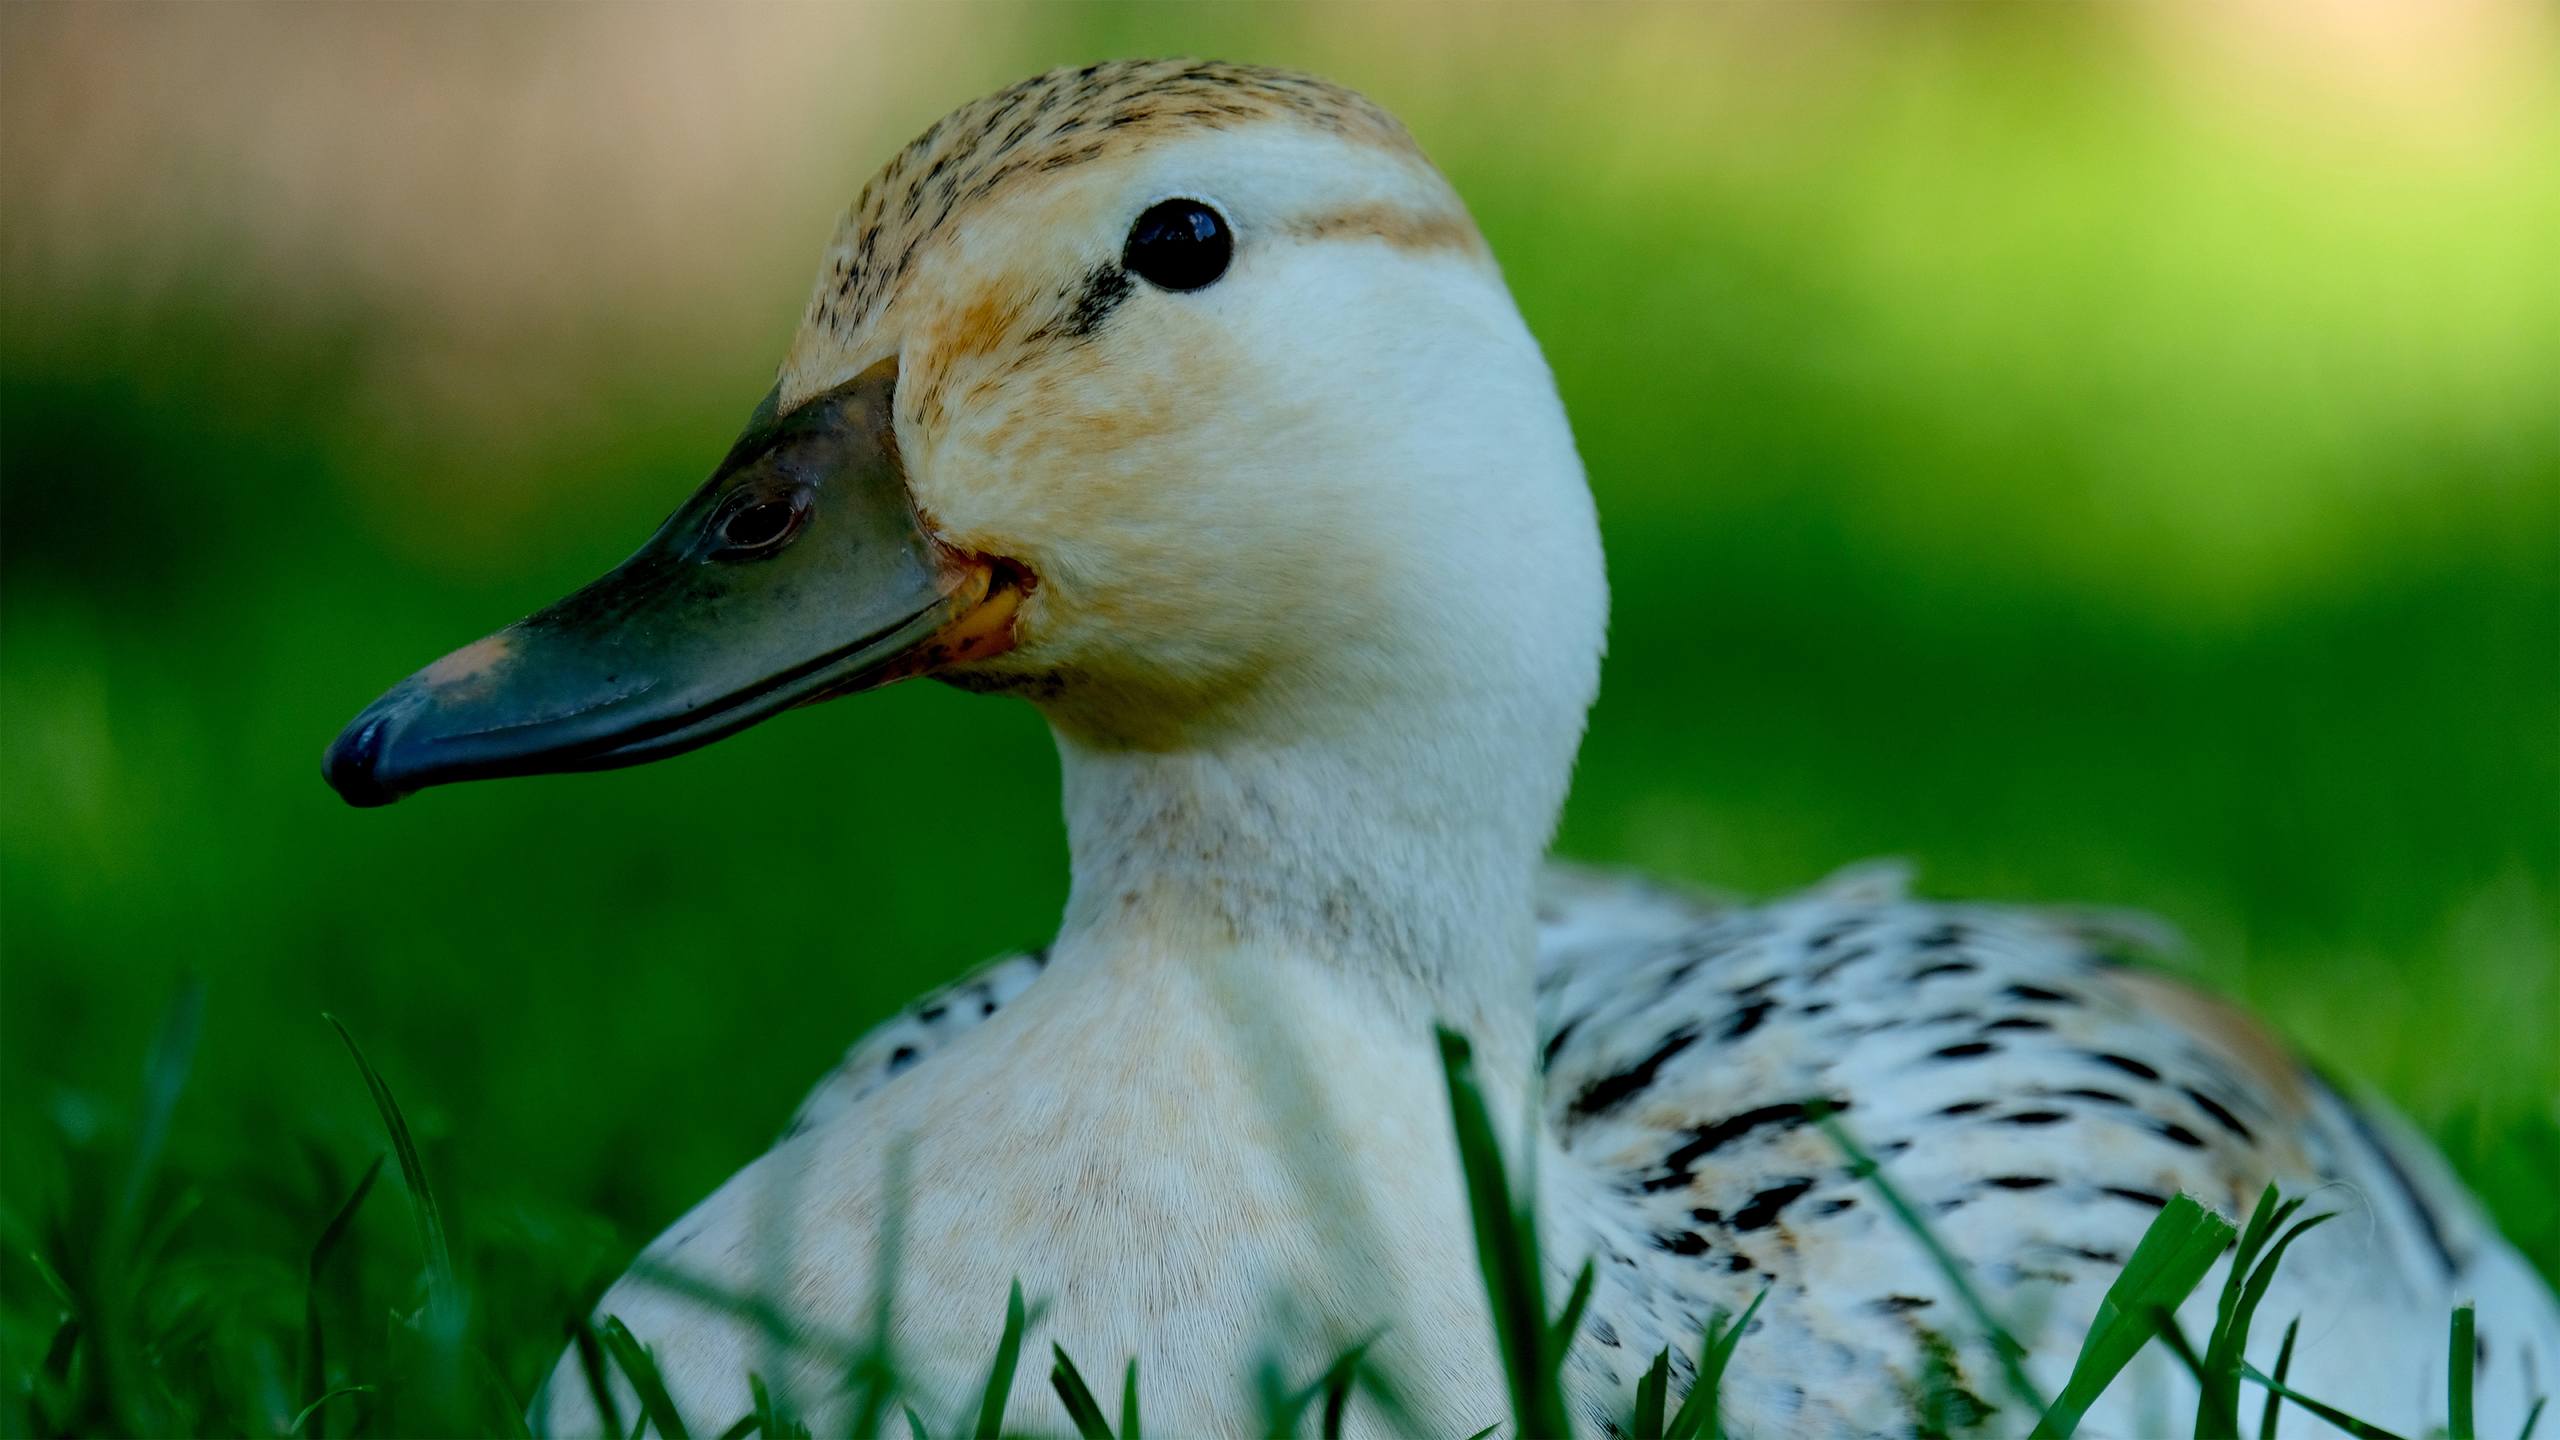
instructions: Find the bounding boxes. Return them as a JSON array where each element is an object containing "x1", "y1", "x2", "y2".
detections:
[
  {"x1": 1123, "y1": 199, "x2": 1231, "y2": 292},
  {"x1": 707, "y1": 490, "x2": 809, "y2": 562}
]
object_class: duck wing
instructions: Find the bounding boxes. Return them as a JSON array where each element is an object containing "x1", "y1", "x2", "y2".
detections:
[{"x1": 1537, "y1": 864, "x2": 2560, "y2": 1438}]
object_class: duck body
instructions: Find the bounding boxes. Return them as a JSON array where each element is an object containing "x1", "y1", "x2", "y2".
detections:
[
  {"x1": 313, "y1": 58, "x2": 2560, "y2": 1440},
  {"x1": 717, "y1": 868, "x2": 2557, "y2": 1439}
]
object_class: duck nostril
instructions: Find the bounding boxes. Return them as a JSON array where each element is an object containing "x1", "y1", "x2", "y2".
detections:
[{"x1": 708, "y1": 492, "x2": 810, "y2": 561}]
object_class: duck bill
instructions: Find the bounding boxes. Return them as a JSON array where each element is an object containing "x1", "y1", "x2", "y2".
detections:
[{"x1": 321, "y1": 363, "x2": 1019, "y2": 808}]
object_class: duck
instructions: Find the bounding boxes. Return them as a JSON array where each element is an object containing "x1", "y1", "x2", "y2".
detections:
[{"x1": 322, "y1": 59, "x2": 2559, "y2": 1439}]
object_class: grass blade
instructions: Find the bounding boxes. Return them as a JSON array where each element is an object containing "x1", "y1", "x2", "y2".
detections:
[
  {"x1": 1438, "y1": 1027, "x2": 1572, "y2": 1440},
  {"x1": 976, "y1": 1279, "x2": 1028, "y2": 1439},
  {"x1": 1121, "y1": 1358, "x2": 1142, "y2": 1440},
  {"x1": 1631, "y1": 1350, "x2": 1670, "y2": 1440},
  {"x1": 1702, "y1": 1284, "x2": 1771, "y2": 1439},
  {"x1": 2201, "y1": 1189, "x2": 2333, "y2": 1440},
  {"x1": 848, "y1": 1137, "x2": 912, "y2": 1440},
  {"x1": 475, "y1": 1344, "x2": 533, "y2": 1439},
  {"x1": 2031, "y1": 1193, "x2": 2237, "y2": 1439},
  {"x1": 713, "y1": 1415, "x2": 758, "y2": 1440},
  {"x1": 1663, "y1": 1286, "x2": 1769, "y2": 1440},
  {"x1": 95, "y1": 979, "x2": 207, "y2": 1435},
  {"x1": 600, "y1": 1314, "x2": 691, "y2": 1440},
  {"x1": 2257, "y1": 1317, "x2": 2298, "y2": 1440},
  {"x1": 749, "y1": 1371, "x2": 811, "y2": 1440},
  {"x1": 905, "y1": 1404, "x2": 931, "y2": 1440},
  {"x1": 1050, "y1": 1344, "x2": 1113, "y2": 1440},
  {"x1": 2198, "y1": 1187, "x2": 2289, "y2": 1440},
  {"x1": 2517, "y1": 1395, "x2": 2546, "y2": 1440},
  {"x1": 298, "y1": 1154, "x2": 383, "y2": 1439},
  {"x1": 1253, "y1": 1350, "x2": 1301, "y2": 1439},
  {"x1": 573, "y1": 1318, "x2": 627, "y2": 1440},
  {"x1": 1318, "y1": 1343, "x2": 1366, "y2": 1440},
  {"x1": 40, "y1": 1315, "x2": 80, "y2": 1385},
  {"x1": 118, "y1": 980, "x2": 205, "y2": 1235},
  {"x1": 289, "y1": 1385, "x2": 377, "y2": 1435},
  {"x1": 1552, "y1": 1259, "x2": 1596, "y2": 1357},
  {"x1": 324, "y1": 1014, "x2": 459, "y2": 1331},
  {"x1": 2450, "y1": 1304, "x2": 2476, "y2": 1440},
  {"x1": 1816, "y1": 1108, "x2": 2049, "y2": 1420},
  {"x1": 2240, "y1": 1363, "x2": 2413, "y2": 1440}
]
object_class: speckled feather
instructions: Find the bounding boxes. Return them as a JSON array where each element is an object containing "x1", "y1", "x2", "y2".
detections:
[{"x1": 796, "y1": 865, "x2": 2560, "y2": 1438}]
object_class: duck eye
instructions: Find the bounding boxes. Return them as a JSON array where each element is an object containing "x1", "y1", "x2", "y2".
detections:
[
  {"x1": 1123, "y1": 199, "x2": 1231, "y2": 292},
  {"x1": 709, "y1": 493, "x2": 806, "y2": 560}
]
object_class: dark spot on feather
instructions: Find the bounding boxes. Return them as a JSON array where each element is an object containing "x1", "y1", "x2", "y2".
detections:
[
  {"x1": 2103, "y1": 1186, "x2": 2169, "y2": 1209},
  {"x1": 1724, "y1": 1253, "x2": 1755, "y2": 1273},
  {"x1": 2331, "y1": 1081, "x2": 2462, "y2": 1277},
  {"x1": 1938, "y1": 1100, "x2": 1992, "y2": 1116},
  {"x1": 1814, "y1": 1197, "x2": 1857, "y2": 1215},
  {"x1": 887, "y1": 1045, "x2": 920, "y2": 1073},
  {"x1": 1985, "y1": 1175, "x2": 2056, "y2": 1190},
  {"x1": 918, "y1": 1004, "x2": 946, "y2": 1023},
  {"x1": 1721, "y1": 998, "x2": 1778, "y2": 1041},
  {"x1": 2055, "y1": 1087, "x2": 2133, "y2": 1106},
  {"x1": 1541, "y1": 1016, "x2": 1581, "y2": 1071},
  {"x1": 1916, "y1": 923, "x2": 1967, "y2": 948},
  {"x1": 1569, "y1": 1026, "x2": 1700, "y2": 1120},
  {"x1": 1874, "y1": 1295, "x2": 1936, "y2": 1313},
  {"x1": 2152, "y1": 1120, "x2": 2206, "y2": 1149},
  {"x1": 1909, "y1": 960, "x2": 1978, "y2": 982},
  {"x1": 1983, "y1": 1016, "x2": 2053, "y2": 1033},
  {"x1": 2090, "y1": 1052, "x2": 2161, "y2": 1081},
  {"x1": 1731, "y1": 1178, "x2": 1815, "y2": 1231},
  {"x1": 2181, "y1": 1086, "x2": 2255, "y2": 1141},
  {"x1": 1932, "y1": 1041, "x2": 1999, "y2": 1060},
  {"x1": 2001, "y1": 1110, "x2": 2070, "y2": 1126},
  {"x1": 2003, "y1": 983, "x2": 2080, "y2": 1005},
  {"x1": 1653, "y1": 1230, "x2": 1710, "y2": 1256},
  {"x1": 1643, "y1": 1100, "x2": 1844, "y2": 1192},
  {"x1": 1809, "y1": 944, "x2": 1873, "y2": 985}
]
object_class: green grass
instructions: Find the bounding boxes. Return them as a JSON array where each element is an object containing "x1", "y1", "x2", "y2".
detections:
[{"x1": 12, "y1": 995, "x2": 2529, "y2": 1438}]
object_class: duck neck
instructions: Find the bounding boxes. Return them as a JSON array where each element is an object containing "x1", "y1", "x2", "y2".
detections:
[{"x1": 1049, "y1": 704, "x2": 1563, "y2": 1076}]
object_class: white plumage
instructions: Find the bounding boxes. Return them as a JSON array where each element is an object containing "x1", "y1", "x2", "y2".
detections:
[{"x1": 779, "y1": 865, "x2": 2559, "y2": 1437}]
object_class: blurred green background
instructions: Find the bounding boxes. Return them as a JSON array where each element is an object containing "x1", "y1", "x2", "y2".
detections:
[{"x1": 4, "y1": 0, "x2": 2555, "y2": 1414}]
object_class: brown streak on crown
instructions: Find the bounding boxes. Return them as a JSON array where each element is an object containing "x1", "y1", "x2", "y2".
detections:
[
  {"x1": 802, "y1": 60, "x2": 1429, "y2": 348},
  {"x1": 1288, "y1": 202, "x2": 1489, "y2": 258}
]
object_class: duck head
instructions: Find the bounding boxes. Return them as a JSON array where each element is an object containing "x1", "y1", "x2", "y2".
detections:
[{"x1": 325, "y1": 60, "x2": 1604, "y2": 815}]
